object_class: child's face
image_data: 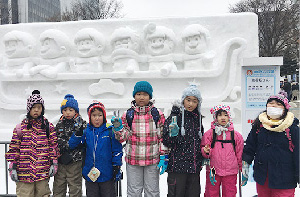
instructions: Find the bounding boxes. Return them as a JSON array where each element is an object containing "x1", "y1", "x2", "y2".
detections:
[
  {"x1": 29, "y1": 104, "x2": 43, "y2": 119},
  {"x1": 62, "y1": 107, "x2": 76, "y2": 120},
  {"x1": 217, "y1": 111, "x2": 229, "y2": 126},
  {"x1": 134, "y1": 92, "x2": 150, "y2": 107},
  {"x1": 266, "y1": 100, "x2": 284, "y2": 109},
  {"x1": 90, "y1": 108, "x2": 104, "y2": 127},
  {"x1": 183, "y1": 96, "x2": 198, "y2": 112}
]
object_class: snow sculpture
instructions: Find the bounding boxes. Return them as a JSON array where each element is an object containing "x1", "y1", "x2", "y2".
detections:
[
  {"x1": 144, "y1": 23, "x2": 177, "y2": 76},
  {"x1": 181, "y1": 24, "x2": 216, "y2": 70},
  {"x1": 29, "y1": 29, "x2": 71, "y2": 78},
  {"x1": 110, "y1": 27, "x2": 140, "y2": 74},
  {"x1": 71, "y1": 28, "x2": 105, "y2": 73},
  {"x1": 0, "y1": 13, "x2": 259, "y2": 139},
  {"x1": 89, "y1": 79, "x2": 125, "y2": 96},
  {"x1": 3, "y1": 31, "x2": 36, "y2": 77}
]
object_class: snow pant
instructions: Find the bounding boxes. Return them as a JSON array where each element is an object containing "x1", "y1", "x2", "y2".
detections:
[
  {"x1": 204, "y1": 170, "x2": 237, "y2": 197},
  {"x1": 256, "y1": 176, "x2": 295, "y2": 197},
  {"x1": 85, "y1": 179, "x2": 115, "y2": 197},
  {"x1": 53, "y1": 161, "x2": 83, "y2": 197},
  {"x1": 126, "y1": 163, "x2": 160, "y2": 197},
  {"x1": 167, "y1": 172, "x2": 201, "y2": 197},
  {"x1": 16, "y1": 178, "x2": 51, "y2": 197}
]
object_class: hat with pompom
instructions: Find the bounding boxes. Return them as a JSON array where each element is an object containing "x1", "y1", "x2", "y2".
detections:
[
  {"x1": 267, "y1": 90, "x2": 291, "y2": 110},
  {"x1": 87, "y1": 100, "x2": 107, "y2": 124},
  {"x1": 180, "y1": 83, "x2": 202, "y2": 137},
  {"x1": 27, "y1": 90, "x2": 44, "y2": 114},
  {"x1": 60, "y1": 94, "x2": 79, "y2": 113}
]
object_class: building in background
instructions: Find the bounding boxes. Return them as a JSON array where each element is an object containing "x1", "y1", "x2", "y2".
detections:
[{"x1": 0, "y1": 0, "x2": 61, "y2": 24}]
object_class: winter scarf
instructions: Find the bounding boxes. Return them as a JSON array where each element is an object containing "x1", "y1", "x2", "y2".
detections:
[{"x1": 259, "y1": 111, "x2": 294, "y2": 132}]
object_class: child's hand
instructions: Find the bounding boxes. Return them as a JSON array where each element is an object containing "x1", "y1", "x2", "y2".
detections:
[
  {"x1": 204, "y1": 144, "x2": 211, "y2": 154},
  {"x1": 111, "y1": 116, "x2": 123, "y2": 131}
]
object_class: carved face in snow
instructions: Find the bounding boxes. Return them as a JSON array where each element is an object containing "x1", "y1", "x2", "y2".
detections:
[
  {"x1": 40, "y1": 38, "x2": 65, "y2": 59},
  {"x1": 184, "y1": 34, "x2": 207, "y2": 55},
  {"x1": 5, "y1": 40, "x2": 30, "y2": 58},
  {"x1": 147, "y1": 36, "x2": 173, "y2": 56},
  {"x1": 114, "y1": 37, "x2": 135, "y2": 50},
  {"x1": 76, "y1": 38, "x2": 102, "y2": 57}
]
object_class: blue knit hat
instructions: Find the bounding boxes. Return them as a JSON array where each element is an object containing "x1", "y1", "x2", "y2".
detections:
[
  {"x1": 132, "y1": 81, "x2": 153, "y2": 99},
  {"x1": 61, "y1": 94, "x2": 79, "y2": 113}
]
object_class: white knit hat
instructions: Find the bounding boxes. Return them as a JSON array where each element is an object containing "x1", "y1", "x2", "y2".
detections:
[{"x1": 181, "y1": 83, "x2": 202, "y2": 137}]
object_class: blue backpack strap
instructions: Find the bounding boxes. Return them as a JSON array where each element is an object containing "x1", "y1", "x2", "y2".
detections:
[
  {"x1": 151, "y1": 107, "x2": 160, "y2": 129},
  {"x1": 126, "y1": 108, "x2": 135, "y2": 130}
]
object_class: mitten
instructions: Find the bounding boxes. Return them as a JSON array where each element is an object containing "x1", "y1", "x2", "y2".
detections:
[
  {"x1": 8, "y1": 162, "x2": 18, "y2": 182},
  {"x1": 209, "y1": 167, "x2": 217, "y2": 186},
  {"x1": 74, "y1": 116, "x2": 84, "y2": 136},
  {"x1": 241, "y1": 161, "x2": 249, "y2": 186},
  {"x1": 157, "y1": 155, "x2": 168, "y2": 175},
  {"x1": 111, "y1": 116, "x2": 123, "y2": 131},
  {"x1": 49, "y1": 160, "x2": 58, "y2": 177},
  {"x1": 169, "y1": 116, "x2": 179, "y2": 137},
  {"x1": 113, "y1": 166, "x2": 122, "y2": 181}
]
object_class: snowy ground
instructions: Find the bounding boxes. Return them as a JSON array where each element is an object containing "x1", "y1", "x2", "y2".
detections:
[{"x1": 1, "y1": 158, "x2": 299, "y2": 196}]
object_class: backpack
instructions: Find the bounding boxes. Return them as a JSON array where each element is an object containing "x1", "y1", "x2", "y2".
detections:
[
  {"x1": 256, "y1": 124, "x2": 294, "y2": 152},
  {"x1": 211, "y1": 129, "x2": 236, "y2": 152},
  {"x1": 16, "y1": 120, "x2": 50, "y2": 140},
  {"x1": 126, "y1": 107, "x2": 160, "y2": 130}
]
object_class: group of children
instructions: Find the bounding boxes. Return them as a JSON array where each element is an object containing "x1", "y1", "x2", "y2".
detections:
[{"x1": 5, "y1": 81, "x2": 299, "y2": 197}]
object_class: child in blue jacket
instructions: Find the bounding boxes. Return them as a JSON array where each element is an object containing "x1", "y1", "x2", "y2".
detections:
[{"x1": 69, "y1": 100, "x2": 123, "y2": 197}]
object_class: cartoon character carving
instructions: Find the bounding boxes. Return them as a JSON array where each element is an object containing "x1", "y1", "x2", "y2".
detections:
[
  {"x1": 110, "y1": 27, "x2": 140, "y2": 74},
  {"x1": 3, "y1": 31, "x2": 37, "y2": 77},
  {"x1": 144, "y1": 23, "x2": 177, "y2": 76},
  {"x1": 29, "y1": 29, "x2": 71, "y2": 78},
  {"x1": 70, "y1": 28, "x2": 105, "y2": 73},
  {"x1": 182, "y1": 24, "x2": 215, "y2": 70}
]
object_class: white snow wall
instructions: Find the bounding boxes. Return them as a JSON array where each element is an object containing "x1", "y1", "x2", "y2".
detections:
[{"x1": 0, "y1": 13, "x2": 259, "y2": 138}]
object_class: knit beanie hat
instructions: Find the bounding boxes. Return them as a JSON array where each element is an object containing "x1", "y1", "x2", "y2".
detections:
[
  {"x1": 27, "y1": 90, "x2": 45, "y2": 114},
  {"x1": 87, "y1": 100, "x2": 107, "y2": 124},
  {"x1": 60, "y1": 94, "x2": 79, "y2": 113},
  {"x1": 180, "y1": 84, "x2": 202, "y2": 137},
  {"x1": 210, "y1": 104, "x2": 232, "y2": 123},
  {"x1": 267, "y1": 90, "x2": 291, "y2": 110},
  {"x1": 132, "y1": 81, "x2": 153, "y2": 99}
]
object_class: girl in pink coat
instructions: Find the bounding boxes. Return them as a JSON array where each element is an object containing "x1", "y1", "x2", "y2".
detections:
[{"x1": 201, "y1": 104, "x2": 244, "y2": 197}]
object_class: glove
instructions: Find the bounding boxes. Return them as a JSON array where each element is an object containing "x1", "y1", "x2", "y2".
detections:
[
  {"x1": 74, "y1": 121, "x2": 84, "y2": 136},
  {"x1": 111, "y1": 116, "x2": 123, "y2": 131},
  {"x1": 241, "y1": 161, "x2": 249, "y2": 186},
  {"x1": 157, "y1": 155, "x2": 168, "y2": 175},
  {"x1": 209, "y1": 167, "x2": 217, "y2": 186},
  {"x1": 49, "y1": 160, "x2": 58, "y2": 177},
  {"x1": 113, "y1": 166, "x2": 123, "y2": 181},
  {"x1": 8, "y1": 162, "x2": 18, "y2": 182}
]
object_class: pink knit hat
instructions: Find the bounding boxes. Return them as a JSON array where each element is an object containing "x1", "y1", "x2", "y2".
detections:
[
  {"x1": 210, "y1": 104, "x2": 232, "y2": 123},
  {"x1": 27, "y1": 90, "x2": 44, "y2": 114},
  {"x1": 267, "y1": 90, "x2": 291, "y2": 110}
]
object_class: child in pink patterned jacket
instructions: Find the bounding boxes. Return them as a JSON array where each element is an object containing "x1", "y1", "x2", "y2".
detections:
[
  {"x1": 201, "y1": 104, "x2": 244, "y2": 197},
  {"x1": 111, "y1": 81, "x2": 168, "y2": 197},
  {"x1": 5, "y1": 90, "x2": 59, "y2": 197}
]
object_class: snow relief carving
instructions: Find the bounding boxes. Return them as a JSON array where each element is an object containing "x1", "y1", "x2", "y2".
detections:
[
  {"x1": 0, "y1": 13, "x2": 259, "y2": 133},
  {"x1": 30, "y1": 29, "x2": 71, "y2": 78},
  {"x1": 71, "y1": 28, "x2": 105, "y2": 73}
]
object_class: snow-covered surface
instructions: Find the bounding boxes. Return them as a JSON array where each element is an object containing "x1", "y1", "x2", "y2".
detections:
[{"x1": 0, "y1": 13, "x2": 258, "y2": 138}]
